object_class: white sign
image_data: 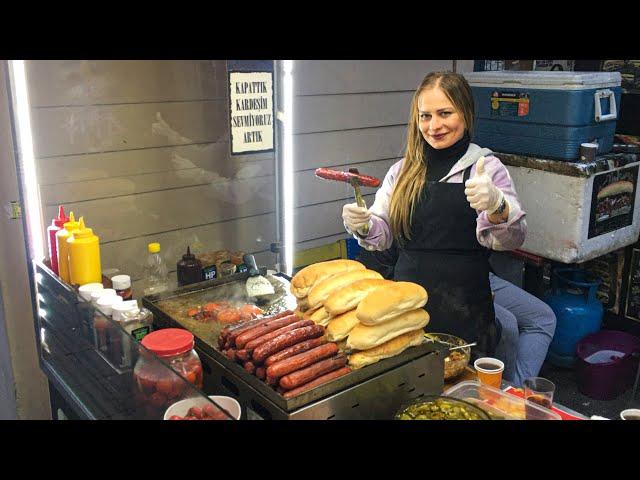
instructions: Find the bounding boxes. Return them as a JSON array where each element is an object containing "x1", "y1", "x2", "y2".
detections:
[{"x1": 229, "y1": 71, "x2": 274, "y2": 154}]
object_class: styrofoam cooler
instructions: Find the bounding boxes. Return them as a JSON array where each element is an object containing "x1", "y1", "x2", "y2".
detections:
[{"x1": 464, "y1": 71, "x2": 622, "y2": 161}]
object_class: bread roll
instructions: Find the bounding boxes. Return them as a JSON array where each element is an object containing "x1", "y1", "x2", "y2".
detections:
[
  {"x1": 356, "y1": 282, "x2": 427, "y2": 326},
  {"x1": 293, "y1": 308, "x2": 304, "y2": 318},
  {"x1": 347, "y1": 308, "x2": 429, "y2": 351},
  {"x1": 324, "y1": 278, "x2": 395, "y2": 316},
  {"x1": 290, "y1": 259, "x2": 365, "y2": 299},
  {"x1": 325, "y1": 309, "x2": 359, "y2": 342},
  {"x1": 597, "y1": 180, "x2": 634, "y2": 199},
  {"x1": 297, "y1": 296, "x2": 310, "y2": 312},
  {"x1": 304, "y1": 306, "x2": 331, "y2": 326},
  {"x1": 308, "y1": 269, "x2": 383, "y2": 310},
  {"x1": 348, "y1": 329, "x2": 424, "y2": 369}
]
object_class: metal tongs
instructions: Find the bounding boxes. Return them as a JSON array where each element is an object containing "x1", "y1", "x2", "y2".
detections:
[
  {"x1": 348, "y1": 168, "x2": 370, "y2": 235},
  {"x1": 314, "y1": 167, "x2": 382, "y2": 237}
]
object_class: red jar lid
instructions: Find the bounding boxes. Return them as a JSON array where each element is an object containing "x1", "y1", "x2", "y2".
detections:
[{"x1": 141, "y1": 328, "x2": 194, "y2": 357}]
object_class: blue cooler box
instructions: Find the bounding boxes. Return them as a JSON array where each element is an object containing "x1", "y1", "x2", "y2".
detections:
[{"x1": 463, "y1": 71, "x2": 622, "y2": 161}]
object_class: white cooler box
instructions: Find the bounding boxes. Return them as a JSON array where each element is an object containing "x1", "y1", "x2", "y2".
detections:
[{"x1": 501, "y1": 153, "x2": 640, "y2": 263}]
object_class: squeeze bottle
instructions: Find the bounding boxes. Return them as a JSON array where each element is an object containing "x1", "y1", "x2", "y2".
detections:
[
  {"x1": 47, "y1": 206, "x2": 69, "y2": 275},
  {"x1": 68, "y1": 217, "x2": 102, "y2": 286},
  {"x1": 56, "y1": 212, "x2": 79, "y2": 284}
]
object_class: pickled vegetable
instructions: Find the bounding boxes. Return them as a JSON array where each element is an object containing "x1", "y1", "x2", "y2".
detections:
[{"x1": 396, "y1": 398, "x2": 487, "y2": 420}]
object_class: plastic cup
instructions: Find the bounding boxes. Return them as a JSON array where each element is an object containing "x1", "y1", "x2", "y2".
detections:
[
  {"x1": 523, "y1": 377, "x2": 555, "y2": 409},
  {"x1": 620, "y1": 408, "x2": 640, "y2": 420},
  {"x1": 474, "y1": 357, "x2": 504, "y2": 389}
]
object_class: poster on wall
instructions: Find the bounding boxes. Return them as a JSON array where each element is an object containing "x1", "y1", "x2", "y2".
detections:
[
  {"x1": 228, "y1": 67, "x2": 275, "y2": 155},
  {"x1": 588, "y1": 165, "x2": 638, "y2": 239}
]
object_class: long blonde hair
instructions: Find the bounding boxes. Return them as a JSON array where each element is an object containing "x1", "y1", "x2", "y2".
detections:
[{"x1": 389, "y1": 71, "x2": 475, "y2": 242}]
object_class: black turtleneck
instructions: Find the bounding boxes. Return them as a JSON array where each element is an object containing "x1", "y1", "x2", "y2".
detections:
[{"x1": 424, "y1": 131, "x2": 470, "y2": 181}]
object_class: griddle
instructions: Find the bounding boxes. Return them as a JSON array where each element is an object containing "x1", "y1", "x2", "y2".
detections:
[{"x1": 142, "y1": 270, "x2": 446, "y2": 414}]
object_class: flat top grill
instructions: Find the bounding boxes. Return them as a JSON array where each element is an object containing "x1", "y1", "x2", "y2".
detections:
[{"x1": 142, "y1": 270, "x2": 444, "y2": 412}]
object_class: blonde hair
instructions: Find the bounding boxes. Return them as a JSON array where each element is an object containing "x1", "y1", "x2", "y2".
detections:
[{"x1": 389, "y1": 71, "x2": 475, "y2": 242}]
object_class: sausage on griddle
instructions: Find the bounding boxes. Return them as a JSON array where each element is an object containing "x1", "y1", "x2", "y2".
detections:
[
  {"x1": 264, "y1": 337, "x2": 327, "y2": 367},
  {"x1": 266, "y1": 342, "x2": 339, "y2": 379},
  {"x1": 235, "y1": 314, "x2": 299, "y2": 349},
  {"x1": 279, "y1": 355, "x2": 347, "y2": 391},
  {"x1": 283, "y1": 366, "x2": 351, "y2": 398},
  {"x1": 243, "y1": 320, "x2": 314, "y2": 351},
  {"x1": 252, "y1": 324, "x2": 325, "y2": 363}
]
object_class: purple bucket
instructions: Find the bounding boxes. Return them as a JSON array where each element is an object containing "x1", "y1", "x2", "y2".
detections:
[{"x1": 575, "y1": 330, "x2": 640, "y2": 400}]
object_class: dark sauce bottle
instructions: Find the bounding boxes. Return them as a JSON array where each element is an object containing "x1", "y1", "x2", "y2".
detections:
[{"x1": 177, "y1": 246, "x2": 203, "y2": 287}]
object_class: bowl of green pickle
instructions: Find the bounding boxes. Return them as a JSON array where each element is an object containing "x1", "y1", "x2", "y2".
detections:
[{"x1": 395, "y1": 396, "x2": 490, "y2": 420}]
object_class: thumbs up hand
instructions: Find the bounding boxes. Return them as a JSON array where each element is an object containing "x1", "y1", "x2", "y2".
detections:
[{"x1": 464, "y1": 156, "x2": 504, "y2": 213}]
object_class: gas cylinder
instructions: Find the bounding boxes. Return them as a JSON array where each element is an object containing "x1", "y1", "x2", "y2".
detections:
[{"x1": 543, "y1": 268, "x2": 604, "y2": 367}]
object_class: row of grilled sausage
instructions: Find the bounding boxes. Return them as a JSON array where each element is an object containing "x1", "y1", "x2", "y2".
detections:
[{"x1": 218, "y1": 310, "x2": 351, "y2": 398}]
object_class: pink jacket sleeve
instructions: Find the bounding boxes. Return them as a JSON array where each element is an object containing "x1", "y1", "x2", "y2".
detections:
[
  {"x1": 471, "y1": 155, "x2": 527, "y2": 251},
  {"x1": 347, "y1": 155, "x2": 527, "y2": 252}
]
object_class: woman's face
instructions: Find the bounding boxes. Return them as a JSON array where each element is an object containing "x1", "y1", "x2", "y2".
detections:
[{"x1": 417, "y1": 86, "x2": 466, "y2": 149}]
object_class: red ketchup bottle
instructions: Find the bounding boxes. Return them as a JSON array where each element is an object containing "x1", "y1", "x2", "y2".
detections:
[{"x1": 47, "y1": 206, "x2": 69, "y2": 275}]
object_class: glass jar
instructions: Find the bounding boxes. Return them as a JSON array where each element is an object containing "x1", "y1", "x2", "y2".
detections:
[
  {"x1": 219, "y1": 261, "x2": 237, "y2": 277},
  {"x1": 133, "y1": 328, "x2": 203, "y2": 417}
]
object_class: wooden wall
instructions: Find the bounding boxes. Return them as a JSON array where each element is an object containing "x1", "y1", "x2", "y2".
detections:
[
  {"x1": 26, "y1": 60, "x2": 466, "y2": 280},
  {"x1": 26, "y1": 60, "x2": 276, "y2": 282},
  {"x1": 291, "y1": 60, "x2": 456, "y2": 252}
]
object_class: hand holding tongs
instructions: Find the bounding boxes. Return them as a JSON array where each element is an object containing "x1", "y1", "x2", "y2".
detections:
[{"x1": 314, "y1": 167, "x2": 382, "y2": 236}]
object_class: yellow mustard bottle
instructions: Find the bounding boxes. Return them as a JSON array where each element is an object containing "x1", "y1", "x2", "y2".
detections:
[
  {"x1": 68, "y1": 217, "x2": 102, "y2": 286},
  {"x1": 56, "y1": 212, "x2": 79, "y2": 283}
]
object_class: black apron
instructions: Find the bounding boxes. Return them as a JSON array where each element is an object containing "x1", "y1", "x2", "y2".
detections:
[{"x1": 393, "y1": 166, "x2": 499, "y2": 357}]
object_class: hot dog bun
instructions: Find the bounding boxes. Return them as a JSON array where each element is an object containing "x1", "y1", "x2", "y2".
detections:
[
  {"x1": 347, "y1": 308, "x2": 429, "y2": 351},
  {"x1": 597, "y1": 180, "x2": 634, "y2": 199},
  {"x1": 307, "y1": 269, "x2": 383, "y2": 311},
  {"x1": 324, "y1": 278, "x2": 395, "y2": 316},
  {"x1": 348, "y1": 329, "x2": 424, "y2": 369},
  {"x1": 291, "y1": 259, "x2": 365, "y2": 299},
  {"x1": 356, "y1": 282, "x2": 428, "y2": 325},
  {"x1": 297, "y1": 296, "x2": 310, "y2": 312},
  {"x1": 304, "y1": 306, "x2": 331, "y2": 326},
  {"x1": 325, "y1": 309, "x2": 359, "y2": 342}
]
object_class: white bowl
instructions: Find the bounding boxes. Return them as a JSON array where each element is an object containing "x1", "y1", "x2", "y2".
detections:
[{"x1": 164, "y1": 395, "x2": 241, "y2": 420}]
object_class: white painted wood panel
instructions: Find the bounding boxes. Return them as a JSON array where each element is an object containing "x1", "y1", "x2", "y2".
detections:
[
  {"x1": 294, "y1": 158, "x2": 397, "y2": 208},
  {"x1": 294, "y1": 126, "x2": 406, "y2": 171},
  {"x1": 39, "y1": 160, "x2": 275, "y2": 205},
  {"x1": 42, "y1": 176, "x2": 275, "y2": 244},
  {"x1": 295, "y1": 233, "x2": 351, "y2": 252},
  {"x1": 294, "y1": 195, "x2": 375, "y2": 244},
  {"x1": 36, "y1": 143, "x2": 273, "y2": 185},
  {"x1": 100, "y1": 213, "x2": 277, "y2": 280},
  {"x1": 294, "y1": 60, "x2": 453, "y2": 95},
  {"x1": 31, "y1": 100, "x2": 228, "y2": 157},
  {"x1": 26, "y1": 60, "x2": 227, "y2": 106},
  {"x1": 294, "y1": 92, "x2": 413, "y2": 134}
]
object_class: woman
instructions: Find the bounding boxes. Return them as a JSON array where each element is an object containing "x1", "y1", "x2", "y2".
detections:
[{"x1": 342, "y1": 71, "x2": 527, "y2": 357}]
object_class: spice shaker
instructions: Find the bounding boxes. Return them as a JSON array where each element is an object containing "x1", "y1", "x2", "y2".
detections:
[
  {"x1": 112, "y1": 274, "x2": 133, "y2": 300},
  {"x1": 177, "y1": 246, "x2": 203, "y2": 287}
]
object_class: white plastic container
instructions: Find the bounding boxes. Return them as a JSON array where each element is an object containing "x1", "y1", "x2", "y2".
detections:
[
  {"x1": 78, "y1": 283, "x2": 103, "y2": 302},
  {"x1": 444, "y1": 380, "x2": 561, "y2": 420},
  {"x1": 505, "y1": 159, "x2": 640, "y2": 263}
]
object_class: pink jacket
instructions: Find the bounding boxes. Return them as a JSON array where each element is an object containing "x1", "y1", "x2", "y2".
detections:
[{"x1": 352, "y1": 143, "x2": 527, "y2": 252}]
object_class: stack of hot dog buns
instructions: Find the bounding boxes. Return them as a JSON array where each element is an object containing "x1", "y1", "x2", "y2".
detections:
[
  {"x1": 346, "y1": 282, "x2": 429, "y2": 369},
  {"x1": 218, "y1": 310, "x2": 351, "y2": 398},
  {"x1": 290, "y1": 259, "x2": 367, "y2": 316}
]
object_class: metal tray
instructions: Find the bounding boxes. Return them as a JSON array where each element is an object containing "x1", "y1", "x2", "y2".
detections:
[{"x1": 143, "y1": 271, "x2": 445, "y2": 412}]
